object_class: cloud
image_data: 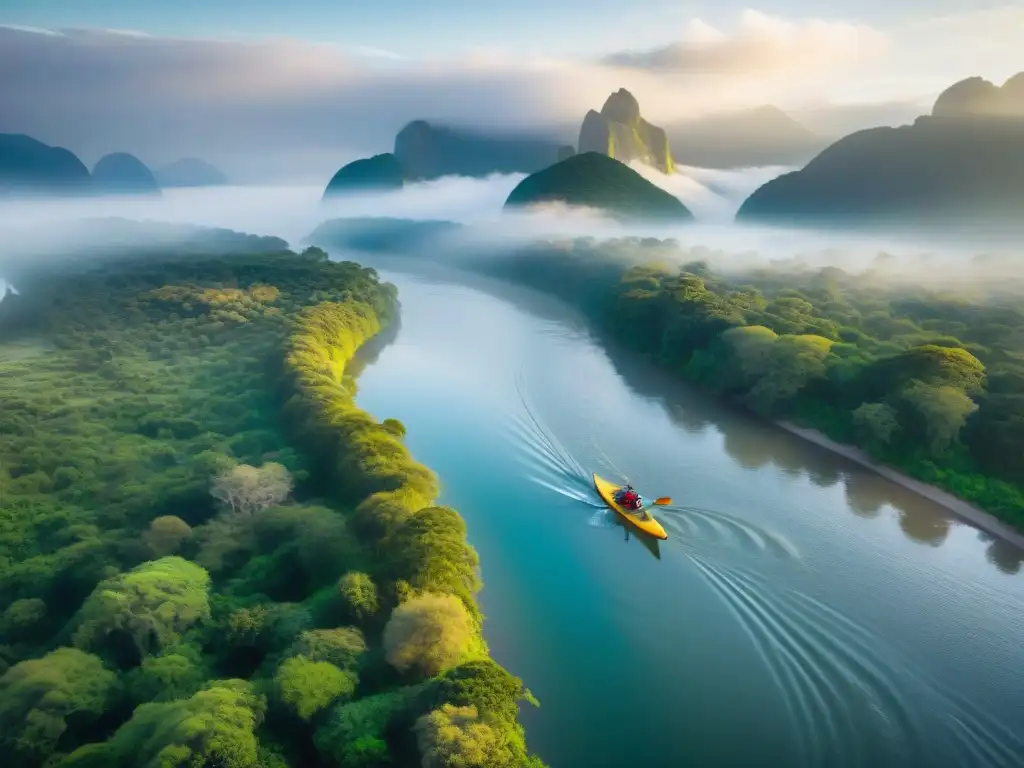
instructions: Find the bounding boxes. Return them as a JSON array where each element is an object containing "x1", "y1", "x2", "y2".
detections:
[
  {"x1": 0, "y1": 19, "x2": 873, "y2": 182},
  {"x1": 603, "y1": 11, "x2": 887, "y2": 76},
  {"x1": 0, "y1": 24, "x2": 64, "y2": 36},
  {"x1": 633, "y1": 162, "x2": 797, "y2": 221},
  {"x1": 0, "y1": 26, "x2": 627, "y2": 182},
  {"x1": 0, "y1": 12, "x2": 1019, "y2": 185},
  {"x1": 1, "y1": 174, "x2": 1016, "y2": 295}
]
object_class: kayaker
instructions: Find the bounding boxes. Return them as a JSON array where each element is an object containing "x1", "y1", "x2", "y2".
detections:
[{"x1": 616, "y1": 485, "x2": 642, "y2": 510}]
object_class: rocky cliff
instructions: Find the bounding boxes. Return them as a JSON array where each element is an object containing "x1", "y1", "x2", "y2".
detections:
[{"x1": 577, "y1": 89, "x2": 674, "y2": 174}]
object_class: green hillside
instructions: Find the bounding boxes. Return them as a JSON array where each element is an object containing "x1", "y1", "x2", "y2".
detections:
[{"x1": 504, "y1": 152, "x2": 692, "y2": 222}]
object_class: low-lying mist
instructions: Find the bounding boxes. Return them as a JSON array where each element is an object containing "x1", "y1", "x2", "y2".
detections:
[{"x1": 0, "y1": 165, "x2": 1020, "y2": 296}]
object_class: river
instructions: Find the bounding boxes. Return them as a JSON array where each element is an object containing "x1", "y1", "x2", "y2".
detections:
[{"x1": 352, "y1": 266, "x2": 1024, "y2": 768}]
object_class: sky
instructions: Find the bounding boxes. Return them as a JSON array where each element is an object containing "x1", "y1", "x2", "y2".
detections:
[
  {"x1": 1, "y1": 1, "x2": 1022, "y2": 182},
  {"x1": 2, "y1": 0, "x2": 1015, "y2": 57}
]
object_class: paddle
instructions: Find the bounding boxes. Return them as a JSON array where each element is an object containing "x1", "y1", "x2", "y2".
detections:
[{"x1": 651, "y1": 497, "x2": 672, "y2": 506}]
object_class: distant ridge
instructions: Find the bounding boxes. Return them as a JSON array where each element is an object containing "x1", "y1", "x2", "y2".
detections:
[
  {"x1": 0, "y1": 134, "x2": 92, "y2": 196},
  {"x1": 92, "y1": 153, "x2": 161, "y2": 196},
  {"x1": 736, "y1": 72, "x2": 1024, "y2": 229}
]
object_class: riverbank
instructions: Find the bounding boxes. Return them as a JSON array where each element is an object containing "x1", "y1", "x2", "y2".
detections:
[{"x1": 778, "y1": 420, "x2": 1024, "y2": 549}]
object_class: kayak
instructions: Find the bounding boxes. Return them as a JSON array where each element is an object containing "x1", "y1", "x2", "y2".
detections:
[{"x1": 593, "y1": 473, "x2": 668, "y2": 540}]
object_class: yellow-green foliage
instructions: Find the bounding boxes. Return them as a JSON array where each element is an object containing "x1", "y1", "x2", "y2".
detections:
[
  {"x1": 143, "y1": 515, "x2": 193, "y2": 557},
  {"x1": 275, "y1": 655, "x2": 357, "y2": 721},
  {"x1": 415, "y1": 704, "x2": 514, "y2": 768},
  {"x1": 0, "y1": 647, "x2": 117, "y2": 766},
  {"x1": 382, "y1": 506, "x2": 481, "y2": 606},
  {"x1": 72, "y1": 556, "x2": 211, "y2": 663},
  {"x1": 282, "y1": 301, "x2": 484, "y2": 614},
  {"x1": 283, "y1": 301, "x2": 437, "y2": 504},
  {"x1": 382, "y1": 593, "x2": 481, "y2": 678},
  {"x1": 338, "y1": 571, "x2": 380, "y2": 623},
  {"x1": 59, "y1": 679, "x2": 266, "y2": 768}
]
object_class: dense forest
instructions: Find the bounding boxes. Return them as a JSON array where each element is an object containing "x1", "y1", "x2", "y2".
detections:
[
  {"x1": 466, "y1": 238, "x2": 1024, "y2": 529},
  {"x1": 0, "y1": 239, "x2": 544, "y2": 767}
]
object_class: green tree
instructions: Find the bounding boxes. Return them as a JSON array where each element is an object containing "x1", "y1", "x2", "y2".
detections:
[
  {"x1": 72, "y1": 556, "x2": 211, "y2": 665},
  {"x1": 432, "y1": 660, "x2": 539, "y2": 725},
  {"x1": 852, "y1": 402, "x2": 900, "y2": 447},
  {"x1": 0, "y1": 647, "x2": 117, "y2": 766},
  {"x1": 0, "y1": 598, "x2": 47, "y2": 642},
  {"x1": 383, "y1": 594, "x2": 479, "y2": 678},
  {"x1": 901, "y1": 382, "x2": 979, "y2": 456},
  {"x1": 275, "y1": 655, "x2": 356, "y2": 721},
  {"x1": 863, "y1": 344, "x2": 986, "y2": 400},
  {"x1": 315, "y1": 688, "x2": 419, "y2": 768},
  {"x1": 222, "y1": 602, "x2": 312, "y2": 661},
  {"x1": 194, "y1": 513, "x2": 257, "y2": 574},
  {"x1": 903, "y1": 345, "x2": 986, "y2": 393},
  {"x1": 719, "y1": 324, "x2": 778, "y2": 388},
  {"x1": 125, "y1": 645, "x2": 207, "y2": 704},
  {"x1": 143, "y1": 515, "x2": 193, "y2": 557},
  {"x1": 59, "y1": 679, "x2": 266, "y2": 768},
  {"x1": 338, "y1": 572, "x2": 380, "y2": 623},
  {"x1": 285, "y1": 628, "x2": 367, "y2": 670},
  {"x1": 384, "y1": 506, "x2": 481, "y2": 602},
  {"x1": 747, "y1": 334, "x2": 834, "y2": 413},
  {"x1": 415, "y1": 704, "x2": 513, "y2": 768}
]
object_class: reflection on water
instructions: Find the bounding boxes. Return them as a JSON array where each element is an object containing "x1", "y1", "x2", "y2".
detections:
[
  {"x1": 979, "y1": 532, "x2": 1024, "y2": 575},
  {"x1": 622, "y1": 525, "x2": 662, "y2": 560}
]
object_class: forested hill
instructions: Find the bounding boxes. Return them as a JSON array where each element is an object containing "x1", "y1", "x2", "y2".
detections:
[{"x1": 0, "y1": 243, "x2": 545, "y2": 767}]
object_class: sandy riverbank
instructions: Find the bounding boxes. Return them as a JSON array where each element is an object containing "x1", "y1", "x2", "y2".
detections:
[{"x1": 777, "y1": 421, "x2": 1024, "y2": 550}]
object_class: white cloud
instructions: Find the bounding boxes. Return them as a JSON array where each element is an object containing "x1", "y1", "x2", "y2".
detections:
[
  {"x1": 0, "y1": 11, "x2": 1020, "y2": 184},
  {"x1": 0, "y1": 24, "x2": 64, "y2": 36},
  {"x1": 604, "y1": 10, "x2": 887, "y2": 76}
]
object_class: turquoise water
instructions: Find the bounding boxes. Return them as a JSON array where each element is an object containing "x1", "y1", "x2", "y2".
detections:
[{"x1": 354, "y1": 268, "x2": 1024, "y2": 768}]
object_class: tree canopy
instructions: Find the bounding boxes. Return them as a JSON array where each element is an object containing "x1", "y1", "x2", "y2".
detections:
[
  {"x1": 0, "y1": 244, "x2": 543, "y2": 767},
  {"x1": 383, "y1": 593, "x2": 479, "y2": 678},
  {"x1": 71, "y1": 556, "x2": 212, "y2": 666},
  {"x1": 0, "y1": 648, "x2": 117, "y2": 766}
]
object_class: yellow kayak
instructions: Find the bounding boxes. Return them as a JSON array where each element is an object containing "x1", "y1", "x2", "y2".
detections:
[{"x1": 593, "y1": 473, "x2": 668, "y2": 540}]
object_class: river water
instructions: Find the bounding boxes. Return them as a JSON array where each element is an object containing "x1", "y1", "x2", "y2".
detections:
[{"x1": 352, "y1": 266, "x2": 1024, "y2": 768}]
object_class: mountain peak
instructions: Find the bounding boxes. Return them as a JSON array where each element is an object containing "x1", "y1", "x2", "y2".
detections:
[
  {"x1": 932, "y1": 72, "x2": 1024, "y2": 118},
  {"x1": 600, "y1": 88, "x2": 641, "y2": 125},
  {"x1": 92, "y1": 152, "x2": 161, "y2": 196},
  {"x1": 155, "y1": 157, "x2": 227, "y2": 187},
  {"x1": 579, "y1": 89, "x2": 674, "y2": 173}
]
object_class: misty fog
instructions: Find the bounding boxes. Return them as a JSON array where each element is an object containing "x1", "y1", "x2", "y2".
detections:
[{"x1": 1, "y1": 164, "x2": 1020, "y2": 296}]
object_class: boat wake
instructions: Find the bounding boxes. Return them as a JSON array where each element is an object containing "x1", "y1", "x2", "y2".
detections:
[
  {"x1": 679, "y1": 546, "x2": 1024, "y2": 766},
  {"x1": 660, "y1": 503, "x2": 801, "y2": 562},
  {"x1": 505, "y1": 372, "x2": 602, "y2": 509}
]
